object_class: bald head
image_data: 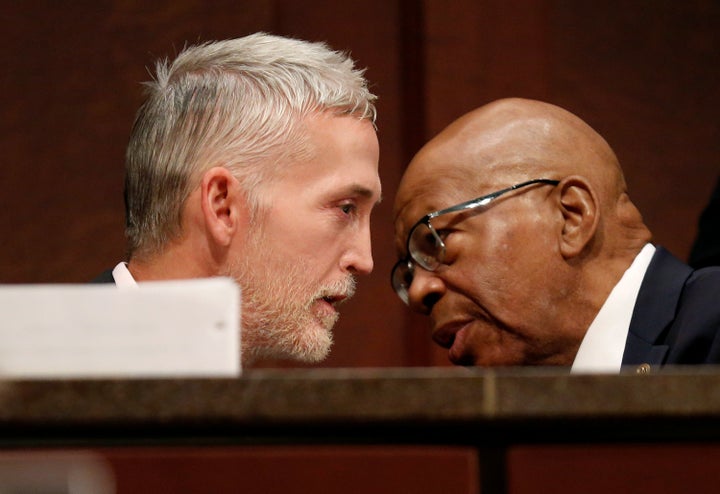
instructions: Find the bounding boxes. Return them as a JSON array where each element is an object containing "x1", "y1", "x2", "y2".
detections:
[{"x1": 396, "y1": 98, "x2": 626, "y2": 221}]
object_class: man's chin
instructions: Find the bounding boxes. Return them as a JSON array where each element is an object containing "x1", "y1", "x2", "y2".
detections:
[
  {"x1": 296, "y1": 316, "x2": 335, "y2": 362},
  {"x1": 246, "y1": 319, "x2": 334, "y2": 364}
]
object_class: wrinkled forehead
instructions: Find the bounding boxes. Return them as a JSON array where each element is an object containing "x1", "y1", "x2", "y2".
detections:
[
  {"x1": 393, "y1": 151, "x2": 480, "y2": 249},
  {"x1": 393, "y1": 127, "x2": 502, "y2": 213},
  {"x1": 395, "y1": 169, "x2": 469, "y2": 221}
]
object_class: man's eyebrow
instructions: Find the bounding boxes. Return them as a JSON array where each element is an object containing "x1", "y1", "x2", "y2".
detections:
[{"x1": 344, "y1": 184, "x2": 383, "y2": 204}]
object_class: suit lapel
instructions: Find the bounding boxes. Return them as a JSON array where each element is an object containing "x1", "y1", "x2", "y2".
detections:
[{"x1": 622, "y1": 247, "x2": 693, "y2": 365}]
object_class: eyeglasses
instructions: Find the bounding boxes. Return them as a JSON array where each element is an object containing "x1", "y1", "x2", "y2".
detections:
[{"x1": 391, "y1": 178, "x2": 560, "y2": 305}]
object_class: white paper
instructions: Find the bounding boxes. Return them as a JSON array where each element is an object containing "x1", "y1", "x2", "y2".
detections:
[{"x1": 0, "y1": 278, "x2": 240, "y2": 378}]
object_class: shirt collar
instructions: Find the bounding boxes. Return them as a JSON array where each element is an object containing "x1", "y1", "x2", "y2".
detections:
[
  {"x1": 571, "y1": 243, "x2": 656, "y2": 373},
  {"x1": 111, "y1": 262, "x2": 138, "y2": 289}
]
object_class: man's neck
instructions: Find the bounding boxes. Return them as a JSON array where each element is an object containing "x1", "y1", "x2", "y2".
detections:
[{"x1": 128, "y1": 244, "x2": 216, "y2": 282}]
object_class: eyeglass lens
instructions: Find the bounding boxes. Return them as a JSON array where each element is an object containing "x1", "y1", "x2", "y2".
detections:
[
  {"x1": 391, "y1": 260, "x2": 413, "y2": 305},
  {"x1": 392, "y1": 221, "x2": 445, "y2": 305},
  {"x1": 408, "y1": 222, "x2": 445, "y2": 271}
]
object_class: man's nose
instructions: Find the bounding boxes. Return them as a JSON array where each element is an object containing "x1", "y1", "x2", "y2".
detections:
[
  {"x1": 343, "y1": 227, "x2": 374, "y2": 275},
  {"x1": 407, "y1": 268, "x2": 446, "y2": 314}
]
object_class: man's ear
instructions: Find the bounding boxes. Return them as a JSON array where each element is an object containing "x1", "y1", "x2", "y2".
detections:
[
  {"x1": 199, "y1": 167, "x2": 246, "y2": 247},
  {"x1": 555, "y1": 176, "x2": 599, "y2": 259}
]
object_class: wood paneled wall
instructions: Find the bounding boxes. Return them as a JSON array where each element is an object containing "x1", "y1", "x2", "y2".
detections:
[{"x1": 1, "y1": 0, "x2": 718, "y2": 368}]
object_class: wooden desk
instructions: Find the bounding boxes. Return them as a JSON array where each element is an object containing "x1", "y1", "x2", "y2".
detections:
[{"x1": 2, "y1": 367, "x2": 720, "y2": 493}]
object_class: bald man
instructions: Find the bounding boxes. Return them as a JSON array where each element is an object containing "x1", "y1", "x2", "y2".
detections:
[{"x1": 391, "y1": 98, "x2": 720, "y2": 372}]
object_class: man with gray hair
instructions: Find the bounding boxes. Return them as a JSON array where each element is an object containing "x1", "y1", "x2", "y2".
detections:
[{"x1": 95, "y1": 33, "x2": 381, "y2": 366}]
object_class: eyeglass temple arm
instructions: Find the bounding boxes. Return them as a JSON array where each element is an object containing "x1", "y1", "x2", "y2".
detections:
[{"x1": 428, "y1": 178, "x2": 560, "y2": 218}]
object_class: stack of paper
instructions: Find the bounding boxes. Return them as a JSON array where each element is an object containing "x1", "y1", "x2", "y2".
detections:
[{"x1": 0, "y1": 278, "x2": 240, "y2": 378}]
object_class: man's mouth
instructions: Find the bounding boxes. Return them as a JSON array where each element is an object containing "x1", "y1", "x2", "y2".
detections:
[
  {"x1": 432, "y1": 319, "x2": 476, "y2": 366},
  {"x1": 315, "y1": 275, "x2": 356, "y2": 307},
  {"x1": 321, "y1": 294, "x2": 347, "y2": 306},
  {"x1": 432, "y1": 319, "x2": 470, "y2": 348}
]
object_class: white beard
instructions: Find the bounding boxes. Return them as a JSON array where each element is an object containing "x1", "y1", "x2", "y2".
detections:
[{"x1": 227, "y1": 232, "x2": 356, "y2": 366}]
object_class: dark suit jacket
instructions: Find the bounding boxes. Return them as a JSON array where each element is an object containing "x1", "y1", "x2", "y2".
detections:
[
  {"x1": 689, "y1": 176, "x2": 720, "y2": 268},
  {"x1": 623, "y1": 246, "x2": 720, "y2": 367},
  {"x1": 91, "y1": 269, "x2": 116, "y2": 284}
]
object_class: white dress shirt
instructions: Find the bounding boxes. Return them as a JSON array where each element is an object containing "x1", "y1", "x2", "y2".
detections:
[
  {"x1": 111, "y1": 262, "x2": 138, "y2": 289},
  {"x1": 571, "y1": 243, "x2": 656, "y2": 373}
]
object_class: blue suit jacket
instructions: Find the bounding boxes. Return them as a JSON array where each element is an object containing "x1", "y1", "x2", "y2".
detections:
[{"x1": 622, "y1": 246, "x2": 720, "y2": 367}]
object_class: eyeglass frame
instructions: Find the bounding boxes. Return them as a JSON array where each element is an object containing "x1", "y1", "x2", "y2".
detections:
[{"x1": 391, "y1": 178, "x2": 561, "y2": 305}]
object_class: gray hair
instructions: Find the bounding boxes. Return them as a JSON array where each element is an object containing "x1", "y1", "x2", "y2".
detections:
[{"x1": 124, "y1": 32, "x2": 377, "y2": 259}]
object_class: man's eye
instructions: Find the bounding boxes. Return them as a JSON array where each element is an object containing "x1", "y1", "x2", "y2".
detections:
[
  {"x1": 435, "y1": 228, "x2": 451, "y2": 241},
  {"x1": 340, "y1": 203, "x2": 357, "y2": 215}
]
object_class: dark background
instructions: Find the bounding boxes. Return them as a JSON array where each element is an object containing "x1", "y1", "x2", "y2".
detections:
[{"x1": 1, "y1": 0, "x2": 718, "y2": 369}]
